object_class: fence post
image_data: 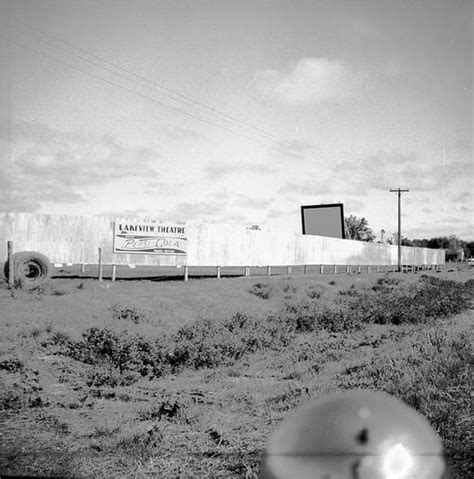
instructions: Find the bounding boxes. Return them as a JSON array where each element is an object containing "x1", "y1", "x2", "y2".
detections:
[
  {"x1": 287, "y1": 266, "x2": 291, "y2": 275},
  {"x1": 184, "y1": 265, "x2": 189, "y2": 281},
  {"x1": 357, "y1": 265, "x2": 361, "y2": 274},
  {"x1": 267, "y1": 266, "x2": 271, "y2": 276},
  {"x1": 346, "y1": 265, "x2": 350, "y2": 274},
  {"x1": 320, "y1": 264, "x2": 324, "y2": 274},
  {"x1": 7, "y1": 241, "x2": 14, "y2": 288},
  {"x1": 245, "y1": 266, "x2": 250, "y2": 277},
  {"x1": 81, "y1": 263, "x2": 86, "y2": 273},
  {"x1": 98, "y1": 248, "x2": 103, "y2": 282},
  {"x1": 303, "y1": 264, "x2": 307, "y2": 275},
  {"x1": 334, "y1": 265, "x2": 337, "y2": 274},
  {"x1": 111, "y1": 264, "x2": 116, "y2": 282},
  {"x1": 216, "y1": 266, "x2": 221, "y2": 279}
]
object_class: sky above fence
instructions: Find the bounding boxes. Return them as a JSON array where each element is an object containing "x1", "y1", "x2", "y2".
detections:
[{"x1": 0, "y1": 0, "x2": 472, "y2": 240}]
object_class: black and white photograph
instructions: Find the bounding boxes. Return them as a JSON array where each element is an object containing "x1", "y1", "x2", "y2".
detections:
[{"x1": 0, "y1": 1, "x2": 472, "y2": 477}]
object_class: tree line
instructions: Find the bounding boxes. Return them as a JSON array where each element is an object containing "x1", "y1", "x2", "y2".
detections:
[{"x1": 344, "y1": 215, "x2": 473, "y2": 260}]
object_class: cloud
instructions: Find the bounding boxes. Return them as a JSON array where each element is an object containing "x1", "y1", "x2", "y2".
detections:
[
  {"x1": 231, "y1": 194, "x2": 274, "y2": 209},
  {"x1": 172, "y1": 200, "x2": 227, "y2": 220},
  {"x1": 161, "y1": 126, "x2": 199, "y2": 140},
  {"x1": 278, "y1": 181, "x2": 333, "y2": 196},
  {"x1": 1, "y1": 121, "x2": 162, "y2": 212},
  {"x1": 255, "y1": 58, "x2": 356, "y2": 105},
  {"x1": 205, "y1": 162, "x2": 270, "y2": 179},
  {"x1": 334, "y1": 151, "x2": 471, "y2": 193},
  {"x1": 452, "y1": 192, "x2": 472, "y2": 203}
]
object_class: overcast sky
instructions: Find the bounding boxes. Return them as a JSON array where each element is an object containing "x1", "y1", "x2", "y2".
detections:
[{"x1": 0, "y1": 0, "x2": 472, "y2": 240}]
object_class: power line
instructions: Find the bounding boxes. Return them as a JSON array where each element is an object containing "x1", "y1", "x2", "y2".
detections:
[
  {"x1": 4, "y1": 17, "x2": 322, "y2": 162},
  {"x1": 1, "y1": 34, "x2": 283, "y2": 151}
]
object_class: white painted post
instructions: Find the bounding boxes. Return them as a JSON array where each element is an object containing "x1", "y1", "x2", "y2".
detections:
[
  {"x1": 7, "y1": 241, "x2": 14, "y2": 288},
  {"x1": 334, "y1": 265, "x2": 337, "y2": 274},
  {"x1": 377, "y1": 265, "x2": 380, "y2": 273},
  {"x1": 267, "y1": 266, "x2": 272, "y2": 276},
  {"x1": 245, "y1": 266, "x2": 250, "y2": 277},
  {"x1": 98, "y1": 248, "x2": 103, "y2": 282},
  {"x1": 287, "y1": 266, "x2": 291, "y2": 275},
  {"x1": 357, "y1": 265, "x2": 361, "y2": 274},
  {"x1": 216, "y1": 266, "x2": 221, "y2": 279},
  {"x1": 81, "y1": 263, "x2": 86, "y2": 273},
  {"x1": 184, "y1": 265, "x2": 189, "y2": 281},
  {"x1": 320, "y1": 264, "x2": 324, "y2": 274},
  {"x1": 111, "y1": 264, "x2": 116, "y2": 282}
]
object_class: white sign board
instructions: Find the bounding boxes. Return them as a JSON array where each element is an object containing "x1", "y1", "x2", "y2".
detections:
[{"x1": 114, "y1": 219, "x2": 187, "y2": 255}]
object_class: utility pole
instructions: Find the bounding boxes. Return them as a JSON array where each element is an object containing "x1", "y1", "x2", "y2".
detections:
[{"x1": 389, "y1": 188, "x2": 409, "y2": 272}]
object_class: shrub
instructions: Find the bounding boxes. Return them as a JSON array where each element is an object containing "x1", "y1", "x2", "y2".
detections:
[
  {"x1": 169, "y1": 312, "x2": 293, "y2": 369},
  {"x1": 0, "y1": 389, "x2": 27, "y2": 410},
  {"x1": 137, "y1": 398, "x2": 192, "y2": 423},
  {"x1": 283, "y1": 276, "x2": 472, "y2": 332},
  {"x1": 0, "y1": 357, "x2": 24, "y2": 372},
  {"x1": 249, "y1": 282, "x2": 271, "y2": 299},
  {"x1": 110, "y1": 303, "x2": 147, "y2": 323},
  {"x1": 54, "y1": 328, "x2": 168, "y2": 380},
  {"x1": 306, "y1": 286, "x2": 323, "y2": 299},
  {"x1": 282, "y1": 301, "x2": 359, "y2": 333},
  {"x1": 86, "y1": 364, "x2": 124, "y2": 388}
]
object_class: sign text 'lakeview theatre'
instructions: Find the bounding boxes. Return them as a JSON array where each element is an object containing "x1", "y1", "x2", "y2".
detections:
[{"x1": 113, "y1": 219, "x2": 187, "y2": 255}]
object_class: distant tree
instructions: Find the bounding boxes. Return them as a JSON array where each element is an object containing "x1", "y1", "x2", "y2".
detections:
[
  {"x1": 404, "y1": 235, "x2": 470, "y2": 261},
  {"x1": 344, "y1": 215, "x2": 375, "y2": 242},
  {"x1": 466, "y1": 241, "x2": 474, "y2": 258}
]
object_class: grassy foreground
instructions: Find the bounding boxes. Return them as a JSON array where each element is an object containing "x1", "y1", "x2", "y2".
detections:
[{"x1": 0, "y1": 267, "x2": 473, "y2": 478}]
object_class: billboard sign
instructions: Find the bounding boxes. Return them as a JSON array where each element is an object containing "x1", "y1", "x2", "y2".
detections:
[
  {"x1": 301, "y1": 203, "x2": 345, "y2": 239},
  {"x1": 114, "y1": 218, "x2": 187, "y2": 255}
]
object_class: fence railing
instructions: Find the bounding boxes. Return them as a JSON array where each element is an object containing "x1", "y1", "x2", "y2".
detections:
[{"x1": 51, "y1": 261, "x2": 446, "y2": 282}]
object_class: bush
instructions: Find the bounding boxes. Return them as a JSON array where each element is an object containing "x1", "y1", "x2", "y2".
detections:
[
  {"x1": 0, "y1": 357, "x2": 24, "y2": 372},
  {"x1": 282, "y1": 276, "x2": 472, "y2": 333},
  {"x1": 54, "y1": 328, "x2": 168, "y2": 380},
  {"x1": 110, "y1": 303, "x2": 147, "y2": 324},
  {"x1": 336, "y1": 276, "x2": 472, "y2": 326},
  {"x1": 137, "y1": 398, "x2": 192, "y2": 423},
  {"x1": 86, "y1": 363, "x2": 127, "y2": 388},
  {"x1": 249, "y1": 282, "x2": 271, "y2": 299},
  {"x1": 306, "y1": 285, "x2": 323, "y2": 299},
  {"x1": 169, "y1": 312, "x2": 293, "y2": 369},
  {"x1": 0, "y1": 389, "x2": 27, "y2": 410},
  {"x1": 282, "y1": 301, "x2": 359, "y2": 333}
]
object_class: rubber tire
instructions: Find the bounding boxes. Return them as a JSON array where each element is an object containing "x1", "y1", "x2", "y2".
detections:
[{"x1": 3, "y1": 251, "x2": 51, "y2": 288}]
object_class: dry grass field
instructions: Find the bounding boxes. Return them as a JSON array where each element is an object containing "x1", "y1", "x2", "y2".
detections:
[{"x1": 1, "y1": 266, "x2": 472, "y2": 478}]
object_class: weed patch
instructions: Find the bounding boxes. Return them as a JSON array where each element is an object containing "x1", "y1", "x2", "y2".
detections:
[
  {"x1": 169, "y1": 312, "x2": 293, "y2": 369},
  {"x1": 285, "y1": 277, "x2": 472, "y2": 332},
  {"x1": 337, "y1": 328, "x2": 472, "y2": 477},
  {"x1": 110, "y1": 303, "x2": 147, "y2": 324},
  {"x1": 115, "y1": 427, "x2": 163, "y2": 463},
  {"x1": 137, "y1": 398, "x2": 193, "y2": 423},
  {"x1": 0, "y1": 358, "x2": 24, "y2": 372},
  {"x1": 249, "y1": 282, "x2": 271, "y2": 299}
]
